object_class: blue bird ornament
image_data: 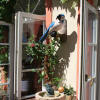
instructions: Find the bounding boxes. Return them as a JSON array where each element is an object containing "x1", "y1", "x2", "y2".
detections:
[
  {"x1": 39, "y1": 14, "x2": 65, "y2": 43},
  {"x1": 45, "y1": 84, "x2": 54, "y2": 96}
]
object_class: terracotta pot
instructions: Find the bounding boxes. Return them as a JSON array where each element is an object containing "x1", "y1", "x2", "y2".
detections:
[
  {"x1": 66, "y1": 95, "x2": 73, "y2": 100},
  {"x1": 35, "y1": 91, "x2": 66, "y2": 100}
]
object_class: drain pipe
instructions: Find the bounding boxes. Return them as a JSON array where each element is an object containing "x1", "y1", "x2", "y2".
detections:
[{"x1": 76, "y1": 0, "x2": 84, "y2": 100}]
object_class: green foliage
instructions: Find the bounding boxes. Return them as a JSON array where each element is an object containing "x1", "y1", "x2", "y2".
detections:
[
  {"x1": 15, "y1": 0, "x2": 45, "y2": 15},
  {"x1": 0, "y1": 26, "x2": 9, "y2": 64},
  {"x1": 64, "y1": 86, "x2": 75, "y2": 95},
  {"x1": 60, "y1": 0, "x2": 79, "y2": 7},
  {"x1": 60, "y1": 0, "x2": 79, "y2": 3},
  {"x1": 26, "y1": 35, "x2": 60, "y2": 67},
  {"x1": 26, "y1": 35, "x2": 61, "y2": 85},
  {"x1": 26, "y1": 35, "x2": 46, "y2": 67},
  {"x1": 52, "y1": 77, "x2": 61, "y2": 87},
  {"x1": 0, "y1": 46, "x2": 8, "y2": 64},
  {"x1": 45, "y1": 38, "x2": 61, "y2": 85},
  {"x1": 38, "y1": 70, "x2": 45, "y2": 83},
  {"x1": 61, "y1": 0, "x2": 67, "y2": 4},
  {"x1": 0, "y1": 0, "x2": 16, "y2": 23}
]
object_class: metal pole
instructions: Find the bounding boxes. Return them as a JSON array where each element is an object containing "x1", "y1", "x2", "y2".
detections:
[{"x1": 79, "y1": 0, "x2": 84, "y2": 100}]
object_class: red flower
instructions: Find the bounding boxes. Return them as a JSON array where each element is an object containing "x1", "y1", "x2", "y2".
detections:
[{"x1": 30, "y1": 43, "x2": 35, "y2": 47}]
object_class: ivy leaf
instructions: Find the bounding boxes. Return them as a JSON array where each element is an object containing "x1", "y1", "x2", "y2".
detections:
[{"x1": 38, "y1": 78, "x2": 42, "y2": 83}]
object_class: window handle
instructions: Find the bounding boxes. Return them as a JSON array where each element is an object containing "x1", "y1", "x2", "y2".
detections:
[{"x1": 85, "y1": 74, "x2": 95, "y2": 86}]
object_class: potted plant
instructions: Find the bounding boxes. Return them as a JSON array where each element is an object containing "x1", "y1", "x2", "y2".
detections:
[{"x1": 64, "y1": 86, "x2": 75, "y2": 100}]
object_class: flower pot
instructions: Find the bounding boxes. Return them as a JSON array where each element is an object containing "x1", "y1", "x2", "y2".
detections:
[
  {"x1": 35, "y1": 91, "x2": 66, "y2": 100},
  {"x1": 66, "y1": 95, "x2": 73, "y2": 100}
]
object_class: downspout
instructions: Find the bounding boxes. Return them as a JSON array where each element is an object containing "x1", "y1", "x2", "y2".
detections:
[{"x1": 76, "y1": 0, "x2": 84, "y2": 99}]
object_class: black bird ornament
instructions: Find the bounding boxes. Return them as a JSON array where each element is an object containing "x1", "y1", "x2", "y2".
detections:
[{"x1": 45, "y1": 84, "x2": 54, "y2": 96}]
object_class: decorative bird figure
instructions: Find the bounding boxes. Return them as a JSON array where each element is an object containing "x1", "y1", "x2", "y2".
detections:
[
  {"x1": 45, "y1": 84, "x2": 54, "y2": 96},
  {"x1": 39, "y1": 14, "x2": 66, "y2": 43}
]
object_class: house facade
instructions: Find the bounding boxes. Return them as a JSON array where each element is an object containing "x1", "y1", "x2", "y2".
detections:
[{"x1": 45, "y1": 0, "x2": 100, "y2": 100}]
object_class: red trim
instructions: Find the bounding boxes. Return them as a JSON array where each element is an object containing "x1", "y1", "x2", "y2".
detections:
[
  {"x1": 76, "y1": 5, "x2": 80, "y2": 100},
  {"x1": 45, "y1": 0, "x2": 52, "y2": 28},
  {"x1": 45, "y1": 0, "x2": 52, "y2": 44}
]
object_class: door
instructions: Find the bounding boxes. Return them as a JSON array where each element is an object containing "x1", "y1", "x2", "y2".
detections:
[
  {"x1": 14, "y1": 12, "x2": 46, "y2": 100},
  {"x1": 83, "y1": 1, "x2": 98, "y2": 100}
]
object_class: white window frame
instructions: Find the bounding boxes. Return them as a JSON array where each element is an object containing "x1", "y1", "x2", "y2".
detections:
[
  {"x1": 82, "y1": 1, "x2": 98, "y2": 100},
  {"x1": 0, "y1": 21, "x2": 14, "y2": 100},
  {"x1": 14, "y1": 12, "x2": 46, "y2": 100}
]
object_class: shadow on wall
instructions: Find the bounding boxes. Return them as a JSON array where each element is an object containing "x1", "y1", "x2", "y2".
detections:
[
  {"x1": 55, "y1": 31, "x2": 77, "y2": 80},
  {"x1": 52, "y1": 0, "x2": 79, "y2": 18}
]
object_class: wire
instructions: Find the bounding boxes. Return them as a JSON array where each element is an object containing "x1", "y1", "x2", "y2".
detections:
[{"x1": 32, "y1": 0, "x2": 41, "y2": 13}]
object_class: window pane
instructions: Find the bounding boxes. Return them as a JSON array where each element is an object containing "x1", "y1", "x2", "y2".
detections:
[
  {"x1": 22, "y1": 19, "x2": 44, "y2": 69},
  {"x1": 0, "y1": 46, "x2": 9, "y2": 64},
  {"x1": 0, "y1": 25, "x2": 9, "y2": 43},
  {"x1": 22, "y1": 19, "x2": 43, "y2": 43},
  {"x1": 85, "y1": 82, "x2": 92, "y2": 100},
  {"x1": 88, "y1": 10, "x2": 96, "y2": 43},
  {"x1": 0, "y1": 66, "x2": 9, "y2": 96},
  {"x1": 21, "y1": 72, "x2": 42, "y2": 97}
]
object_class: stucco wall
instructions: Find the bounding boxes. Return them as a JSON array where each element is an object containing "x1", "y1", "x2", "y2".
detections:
[{"x1": 52, "y1": 0, "x2": 78, "y2": 91}]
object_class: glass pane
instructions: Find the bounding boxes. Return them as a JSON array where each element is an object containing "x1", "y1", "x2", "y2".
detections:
[
  {"x1": 88, "y1": 10, "x2": 96, "y2": 43},
  {"x1": 0, "y1": 66, "x2": 9, "y2": 95},
  {"x1": 86, "y1": 46, "x2": 96, "y2": 76},
  {"x1": 0, "y1": 25, "x2": 10, "y2": 100},
  {"x1": 22, "y1": 18, "x2": 44, "y2": 69},
  {"x1": 0, "y1": 25, "x2": 9, "y2": 43},
  {"x1": 85, "y1": 82, "x2": 91, "y2": 100},
  {"x1": 21, "y1": 17, "x2": 44, "y2": 97},
  {"x1": 22, "y1": 45, "x2": 34, "y2": 69},
  {"x1": 86, "y1": 9, "x2": 97, "y2": 77},
  {"x1": 0, "y1": 96, "x2": 9, "y2": 100},
  {"x1": 0, "y1": 46, "x2": 9, "y2": 64},
  {"x1": 85, "y1": 8, "x2": 97, "y2": 100},
  {"x1": 22, "y1": 19, "x2": 43, "y2": 43},
  {"x1": 22, "y1": 45, "x2": 43, "y2": 69},
  {"x1": 86, "y1": 46, "x2": 92, "y2": 76},
  {"x1": 21, "y1": 72, "x2": 42, "y2": 97}
]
